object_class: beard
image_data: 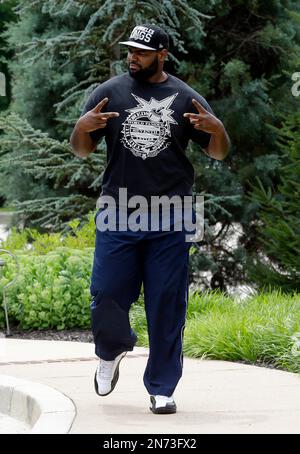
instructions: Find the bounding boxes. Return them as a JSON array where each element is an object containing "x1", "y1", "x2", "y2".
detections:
[{"x1": 128, "y1": 56, "x2": 159, "y2": 81}]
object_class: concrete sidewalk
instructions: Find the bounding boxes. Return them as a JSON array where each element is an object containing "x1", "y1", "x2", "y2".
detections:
[{"x1": 0, "y1": 338, "x2": 300, "y2": 434}]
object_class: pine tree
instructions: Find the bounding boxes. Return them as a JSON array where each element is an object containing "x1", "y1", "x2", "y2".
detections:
[
  {"x1": 248, "y1": 111, "x2": 300, "y2": 291},
  {"x1": 0, "y1": 0, "x2": 300, "y2": 290},
  {"x1": 178, "y1": 0, "x2": 300, "y2": 290},
  {"x1": 5, "y1": 0, "x2": 209, "y2": 136},
  {"x1": 0, "y1": 0, "x2": 211, "y2": 231},
  {"x1": 0, "y1": 0, "x2": 17, "y2": 112},
  {"x1": 0, "y1": 112, "x2": 105, "y2": 229},
  {"x1": 0, "y1": 0, "x2": 18, "y2": 206}
]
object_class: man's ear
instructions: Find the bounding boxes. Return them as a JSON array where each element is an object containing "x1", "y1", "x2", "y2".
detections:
[{"x1": 159, "y1": 49, "x2": 168, "y2": 62}]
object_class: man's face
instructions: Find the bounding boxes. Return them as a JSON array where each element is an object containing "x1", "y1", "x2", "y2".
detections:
[{"x1": 127, "y1": 47, "x2": 160, "y2": 81}]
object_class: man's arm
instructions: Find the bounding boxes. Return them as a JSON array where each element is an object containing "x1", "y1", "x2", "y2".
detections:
[
  {"x1": 203, "y1": 123, "x2": 230, "y2": 160},
  {"x1": 70, "y1": 123, "x2": 97, "y2": 158},
  {"x1": 184, "y1": 98, "x2": 230, "y2": 161},
  {"x1": 70, "y1": 97, "x2": 119, "y2": 158}
]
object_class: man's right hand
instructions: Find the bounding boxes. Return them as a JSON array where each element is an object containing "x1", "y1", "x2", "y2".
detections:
[{"x1": 76, "y1": 97, "x2": 119, "y2": 132}]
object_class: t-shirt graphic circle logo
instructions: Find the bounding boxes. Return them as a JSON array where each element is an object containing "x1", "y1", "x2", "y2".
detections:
[{"x1": 121, "y1": 93, "x2": 178, "y2": 160}]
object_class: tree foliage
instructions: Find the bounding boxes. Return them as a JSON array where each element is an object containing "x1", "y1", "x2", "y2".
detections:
[
  {"x1": 248, "y1": 111, "x2": 300, "y2": 291},
  {"x1": 0, "y1": 0, "x2": 18, "y2": 111},
  {"x1": 0, "y1": 0, "x2": 300, "y2": 290},
  {"x1": 0, "y1": 0, "x2": 211, "y2": 228}
]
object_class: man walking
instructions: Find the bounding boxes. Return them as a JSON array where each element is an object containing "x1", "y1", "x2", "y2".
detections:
[{"x1": 70, "y1": 24, "x2": 230, "y2": 414}]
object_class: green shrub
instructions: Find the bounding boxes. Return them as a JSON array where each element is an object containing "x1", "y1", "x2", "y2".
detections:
[
  {"x1": 0, "y1": 226, "x2": 29, "y2": 251},
  {"x1": 0, "y1": 211, "x2": 97, "y2": 254},
  {"x1": 0, "y1": 247, "x2": 93, "y2": 329}
]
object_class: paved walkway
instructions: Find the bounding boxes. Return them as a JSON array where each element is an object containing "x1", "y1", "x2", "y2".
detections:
[{"x1": 0, "y1": 338, "x2": 300, "y2": 434}]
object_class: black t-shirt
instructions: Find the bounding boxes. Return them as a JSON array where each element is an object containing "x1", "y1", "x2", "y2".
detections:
[{"x1": 81, "y1": 72, "x2": 213, "y2": 200}]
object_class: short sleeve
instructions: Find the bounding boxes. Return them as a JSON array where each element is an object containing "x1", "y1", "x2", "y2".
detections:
[
  {"x1": 188, "y1": 95, "x2": 214, "y2": 149},
  {"x1": 80, "y1": 87, "x2": 106, "y2": 144}
]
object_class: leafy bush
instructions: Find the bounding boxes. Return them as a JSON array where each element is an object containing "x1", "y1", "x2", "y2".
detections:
[
  {"x1": 0, "y1": 211, "x2": 96, "y2": 253},
  {"x1": 1, "y1": 226, "x2": 29, "y2": 251},
  {"x1": 0, "y1": 247, "x2": 93, "y2": 329}
]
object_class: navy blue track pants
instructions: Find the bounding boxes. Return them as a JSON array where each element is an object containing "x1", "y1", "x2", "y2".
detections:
[{"x1": 90, "y1": 208, "x2": 192, "y2": 397}]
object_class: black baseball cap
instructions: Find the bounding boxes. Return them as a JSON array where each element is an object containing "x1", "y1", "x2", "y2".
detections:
[{"x1": 119, "y1": 24, "x2": 169, "y2": 51}]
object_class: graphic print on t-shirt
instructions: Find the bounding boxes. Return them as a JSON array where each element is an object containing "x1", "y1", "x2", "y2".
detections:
[{"x1": 121, "y1": 93, "x2": 178, "y2": 160}]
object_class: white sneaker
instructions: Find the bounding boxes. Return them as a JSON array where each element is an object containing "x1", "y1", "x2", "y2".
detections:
[
  {"x1": 150, "y1": 395, "x2": 177, "y2": 414},
  {"x1": 94, "y1": 352, "x2": 127, "y2": 396}
]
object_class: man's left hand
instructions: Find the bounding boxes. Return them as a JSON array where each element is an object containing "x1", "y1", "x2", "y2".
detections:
[{"x1": 183, "y1": 98, "x2": 224, "y2": 134}]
